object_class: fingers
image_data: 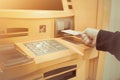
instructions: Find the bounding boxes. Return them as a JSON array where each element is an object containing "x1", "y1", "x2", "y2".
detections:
[
  {"x1": 90, "y1": 38, "x2": 96, "y2": 47},
  {"x1": 81, "y1": 34, "x2": 91, "y2": 45},
  {"x1": 79, "y1": 28, "x2": 99, "y2": 47},
  {"x1": 74, "y1": 28, "x2": 98, "y2": 47},
  {"x1": 81, "y1": 33, "x2": 96, "y2": 47},
  {"x1": 82, "y1": 28, "x2": 99, "y2": 38}
]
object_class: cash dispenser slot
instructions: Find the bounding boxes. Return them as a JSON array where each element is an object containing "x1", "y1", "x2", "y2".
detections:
[{"x1": 44, "y1": 65, "x2": 76, "y2": 80}]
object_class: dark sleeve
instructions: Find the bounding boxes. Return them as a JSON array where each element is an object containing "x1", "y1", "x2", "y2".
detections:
[{"x1": 96, "y1": 30, "x2": 120, "y2": 61}]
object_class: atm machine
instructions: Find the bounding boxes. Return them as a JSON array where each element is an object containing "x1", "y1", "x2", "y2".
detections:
[{"x1": 0, "y1": 0, "x2": 111, "y2": 80}]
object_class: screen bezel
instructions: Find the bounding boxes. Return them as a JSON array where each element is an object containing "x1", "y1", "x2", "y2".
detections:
[{"x1": 0, "y1": 0, "x2": 73, "y2": 18}]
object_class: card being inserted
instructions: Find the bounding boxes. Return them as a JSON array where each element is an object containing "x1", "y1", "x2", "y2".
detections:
[{"x1": 61, "y1": 30, "x2": 82, "y2": 36}]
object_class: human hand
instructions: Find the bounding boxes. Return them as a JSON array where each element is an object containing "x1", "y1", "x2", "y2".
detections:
[{"x1": 80, "y1": 28, "x2": 99, "y2": 47}]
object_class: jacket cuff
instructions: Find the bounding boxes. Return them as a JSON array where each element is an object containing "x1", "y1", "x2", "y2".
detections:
[{"x1": 96, "y1": 30, "x2": 114, "y2": 51}]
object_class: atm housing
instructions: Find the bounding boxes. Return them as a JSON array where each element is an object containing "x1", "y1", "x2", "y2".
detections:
[{"x1": 0, "y1": 0, "x2": 111, "y2": 80}]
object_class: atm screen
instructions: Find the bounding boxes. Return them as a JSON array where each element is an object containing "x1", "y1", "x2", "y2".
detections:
[{"x1": 0, "y1": 0, "x2": 63, "y2": 10}]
